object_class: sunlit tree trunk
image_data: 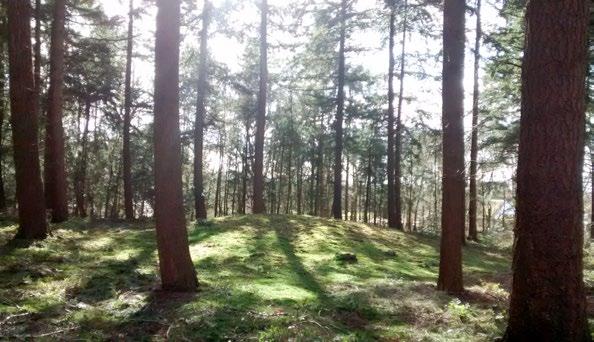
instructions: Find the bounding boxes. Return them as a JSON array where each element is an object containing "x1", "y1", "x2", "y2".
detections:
[
  {"x1": 503, "y1": 0, "x2": 589, "y2": 339},
  {"x1": 153, "y1": 0, "x2": 198, "y2": 292},
  {"x1": 437, "y1": 0, "x2": 465, "y2": 294},
  {"x1": 386, "y1": 5, "x2": 397, "y2": 228},
  {"x1": 468, "y1": 0, "x2": 482, "y2": 242},
  {"x1": 6, "y1": 0, "x2": 47, "y2": 239}
]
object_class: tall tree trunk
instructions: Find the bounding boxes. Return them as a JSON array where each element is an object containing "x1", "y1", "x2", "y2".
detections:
[
  {"x1": 0, "y1": 38, "x2": 8, "y2": 211},
  {"x1": 6, "y1": 0, "x2": 47, "y2": 239},
  {"x1": 123, "y1": 0, "x2": 135, "y2": 221},
  {"x1": 386, "y1": 6, "x2": 397, "y2": 228},
  {"x1": 364, "y1": 154, "x2": 372, "y2": 223},
  {"x1": 437, "y1": 0, "x2": 465, "y2": 294},
  {"x1": 153, "y1": 0, "x2": 198, "y2": 292},
  {"x1": 296, "y1": 155, "x2": 304, "y2": 215},
  {"x1": 503, "y1": 1, "x2": 590, "y2": 339},
  {"x1": 394, "y1": 0, "x2": 408, "y2": 231},
  {"x1": 285, "y1": 144, "x2": 293, "y2": 214},
  {"x1": 331, "y1": 0, "x2": 346, "y2": 219},
  {"x1": 214, "y1": 132, "x2": 224, "y2": 217},
  {"x1": 344, "y1": 155, "x2": 349, "y2": 220},
  {"x1": 75, "y1": 100, "x2": 91, "y2": 218},
  {"x1": 252, "y1": 0, "x2": 268, "y2": 214},
  {"x1": 467, "y1": 0, "x2": 482, "y2": 242},
  {"x1": 44, "y1": 0, "x2": 69, "y2": 223},
  {"x1": 34, "y1": 0, "x2": 41, "y2": 104},
  {"x1": 194, "y1": 0, "x2": 211, "y2": 221}
]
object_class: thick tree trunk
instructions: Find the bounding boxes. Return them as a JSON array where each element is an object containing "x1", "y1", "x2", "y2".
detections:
[
  {"x1": 331, "y1": 0, "x2": 347, "y2": 219},
  {"x1": 6, "y1": 0, "x2": 47, "y2": 239},
  {"x1": 386, "y1": 6, "x2": 397, "y2": 228},
  {"x1": 252, "y1": 0, "x2": 268, "y2": 214},
  {"x1": 194, "y1": 0, "x2": 210, "y2": 221},
  {"x1": 437, "y1": 0, "x2": 465, "y2": 294},
  {"x1": 467, "y1": 0, "x2": 481, "y2": 242},
  {"x1": 44, "y1": 0, "x2": 69, "y2": 223},
  {"x1": 123, "y1": 0, "x2": 135, "y2": 221},
  {"x1": 34, "y1": 0, "x2": 41, "y2": 103},
  {"x1": 503, "y1": 0, "x2": 590, "y2": 339},
  {"x1": 153, "y1": 0, "x2": 198, "y2": 292}
]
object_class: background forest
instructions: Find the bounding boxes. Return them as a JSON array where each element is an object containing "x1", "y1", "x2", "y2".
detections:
[{"x1": 0, "y1": 0, "x2": 592, "y2": 340}]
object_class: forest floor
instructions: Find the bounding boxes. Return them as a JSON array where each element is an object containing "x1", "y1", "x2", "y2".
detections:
[{"x1": 0, "y1": 215, "x2": 592, "y2": 341}]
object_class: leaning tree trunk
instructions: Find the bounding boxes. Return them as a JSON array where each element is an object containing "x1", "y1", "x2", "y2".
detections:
[
  {"x1": 467, "y1": 0, "x2": 482, "y2": 242},
  {"x1": 123, "y1": 0, "x2": 135, "y2": 221},
  {"x1": 6, "y1": 0, "x2": 47, "y2": 239},
  {"x1": 386, "y1": 6, "x2": 397, "y2": 228},
  {"x1": 503, "y1": 0, "x2": 590, "y2": 340},
  {"x1": 437, "y1": 0, "x2": 465, "y2": 294},
  {"x1": 194, "y1": 0, "x2": 210, "y2": 221},
  {"x1": 394, "y1": 0, "x2": 409, "y2": 231},
  {"x1": 331, "y1": 0, "x2": 347, "y2": 220},
  {"x1": 252, "y1": 0, "x2": 268, "y2": 214},
  {"x1": 153, "y1": 0, "x2": 198, "y2": 292},
  {"x1": 44, "y1": 0, "x2": 69, "y2": 223}
]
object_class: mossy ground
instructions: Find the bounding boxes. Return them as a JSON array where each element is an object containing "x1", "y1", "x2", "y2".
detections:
[{"x1": 0, "y1": 215, "x2": 591, "y2": 341}]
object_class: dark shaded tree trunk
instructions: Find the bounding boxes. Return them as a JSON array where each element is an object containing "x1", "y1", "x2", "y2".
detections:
[
  {"x1": 394, "y1": 0, "x2": 409, "y2": 231},
  {"x1": 123, "y1": 0, "x2": 135, "y2": 221},
  {"x1": 252, "y1": 0, "x2": 268, "y2": 214},
  {"x1": 34, "y1": 0, "x2": 41, "y2": 104},
  {"x1": 0, "y1": 39, "x2": 8, "y2": 211},
  {"x1": 503, "y1": 0, "x2": 590, "y2": 339},
  {"x1": 364, "y1": 155, "x2": 372, "y2": 223},
  {"x1": 75, "y1": 100, "x2": 91, "y2": 218},
  {"x1": 194, "y1": 0, "x2": 210, "y2": 221},
  {"x1": 153, "y1": 0, "x2": 198, "y2": 292},
  {"x1": 331, "y1": 0, "x2": 346, "y2": 220},
  {"x1": 437, "y1": 0, "x2": 465, "y2": 294},
  {"x1": 386, "y1": 6, "x2": 397, "y2": 228},
  {"x1": 6, "y1": 0, "x2": 47, "y2": 239},
  {"x1": 44, "y1": 0, "x2": 69, "y2": 223},
  {"x1": 467, "y1": 0, "x2": 481, "y2": 242}
]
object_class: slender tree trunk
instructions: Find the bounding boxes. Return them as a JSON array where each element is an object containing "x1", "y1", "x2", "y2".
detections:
[
  {"x1": 123, "y1": 0, "x2": 135, "y2": 221},
  {"x1": 331, "y1": 0, "x2": 347, "y2": 219},
  {"x1": 6, "y1": 0, "x2": 47, "y2": 239},
  {"x1": 386, "y1": 6, "x2": 397, "y2": 228},
  {"x1": 503, "y1": 1, "x2": 590, "y2": 339},
  {"x1": 240, "y1": 125, "x2": 250, "y2": 215},
  {"x1": 75, "y1": 100, "x2": 91, "y2": 217},
  {"x1": 0, "y1": 39, "x2": 8, "y2": 211},
  {"x1": 194, "y1": 0, "x2": 210, "y2": 221},
  {"x1": 44, "y1": 0, "x2": 69, "y2": 223},
  {"x1": 34, "y1": 0, "x2": 41, "y2": 104},
  {"x1": 214, "y1": 133, "x2": 224, "y2": 217},
  {"x1": 153, "y1": 0, "x2": 198, "y2": 292},
  {"x1": 297, "y1": 156, "x2": 303, "y2": 215},
  {"x1": 364, "y1": 154, "x2": 372, "y2": 223},
  {"x1": 285, "y1": 144, "x2": 293, "y2": 214},
  {"x1": 276, "y1": 144, "x2": 285, "y2": 215},
  {"x1": 467, "y1": 0, "x2": 482, "y2": 242},
  {"x1": 394, "y1": 0, "x2": 409, "y2": 231},
  {"x1": 252, "y1": 0, "x2": 268, "y2": 214},
  {"x1": 437, "y1": 0, "x2": 465, "y2": 294},
  {"x1": 344, "y1": 155, "x2": 350, "y2": 220}
]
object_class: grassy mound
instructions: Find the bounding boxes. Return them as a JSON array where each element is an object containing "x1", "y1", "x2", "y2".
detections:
[{"x1": 0, "y1": 215, "x2": 587, "y2": 340}]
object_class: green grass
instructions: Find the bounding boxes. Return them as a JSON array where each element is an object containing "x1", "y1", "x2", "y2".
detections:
[{"x1": 0, "y1": 215, "x2": 588, "y2": 341}]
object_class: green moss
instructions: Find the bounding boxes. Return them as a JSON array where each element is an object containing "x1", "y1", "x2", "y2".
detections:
[{"x1": 0, "y1": 215, "x2": 559, "y2": 341}]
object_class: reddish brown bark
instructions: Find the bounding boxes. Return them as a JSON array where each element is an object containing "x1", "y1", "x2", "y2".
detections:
[
  {"x1": 252, "y1": 0, "x2": 268, "y2": 214},
  {"x1": 0, "y1": 38, "x2": 7, "y2": 212},
  {"x1": 331, "y1": 0, "x2": 346, "y2": 220},
  {"x1": 194, "y1": 0, "x2": 210, "y2": 221},
  {"x1": 153, "y1": 0, "x2": 198, "y2": 292},
  {"x1": 503, "y1": 0, "x2": 590, "y2": 340},
  {"x1": 467, "y1": 0, "x2": 481, "y2": 242},
  {"x1": 123, "y1": 0, "x2": 135, "y2": 221},
  {"x1": 44, "y1": 0, "x2": 69, "y2": 223},
  {"x1": 6, "y1": 0, "x2": 47, "y2": 240},
  {"x1": 437, "y1": 0, "x2": 465, "y2": 294}
]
